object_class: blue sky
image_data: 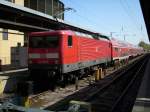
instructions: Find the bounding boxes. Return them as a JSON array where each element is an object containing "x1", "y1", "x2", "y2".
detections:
[{"x1": 60, "y1": 0, "x2": 149, "y2": 45}]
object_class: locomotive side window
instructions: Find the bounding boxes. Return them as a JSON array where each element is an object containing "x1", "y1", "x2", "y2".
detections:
[
  {"x1": 29, "y1": 36, "x2": 59, "y2": 48},
  {"x1": 68, "y1": 35, "x2": 72, "y2": 47}
]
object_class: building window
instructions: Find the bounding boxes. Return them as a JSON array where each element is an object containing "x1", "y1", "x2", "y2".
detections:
[
  {"x1": 53, "y1": 0, "x2": 59, "y2": 16},
  {"x1": 17, "y1": 42, "x2": 21, "y2": 47},
  {"x1": 68, "y1": 36, "x2": 72, "y2": 47},
  {"x1": 59, "y1": 2, "x2": 64, "y2": 19},
  {"x1": 46, "y1": 0, "x2": 53, "y2": 15},
  {"x1": 5, "y1": 0, "x2": 11, "y2": 2},
  {"x1": 24, "y1": 0, "x2": 30, "y2": 8},
  {"x1": 5, "y1": 0, "x2": 15, "y2": 3},
  {"x1": 30, "y1": 0, "x2": 38, "y2": 10},
  {"x1": 2, "y1": 29, "x2": 8, "y2": 40},
  {"x1": 38, "y1": 0, "x2": 46, "y2": 13}
]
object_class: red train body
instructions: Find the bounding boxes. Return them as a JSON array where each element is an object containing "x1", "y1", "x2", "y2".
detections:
[
  {"x1": 111, "y1": 39, "x2": 130, "y2": 61},
  {"x1": 111, "y1": 38, "x2": 143, "y2": 62},
  {"x1": 28, "y1": 30, "x2": 112, "y2": 74},
  {"x1": 28, "y1": 30, "x2": 143, "y2": 80}
]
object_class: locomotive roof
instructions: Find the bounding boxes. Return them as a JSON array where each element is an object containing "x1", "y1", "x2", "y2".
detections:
[{"x1": 30, "y1": 30, "x2": 110, "y2": 41}]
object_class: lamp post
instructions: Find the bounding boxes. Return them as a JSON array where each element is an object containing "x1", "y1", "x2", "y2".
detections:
[
  {"x1": 53, "y1": 7, "x2": 76, "y2": 20},
  {"x1": 110, "y1": 32, "x2": 117, "y2": 39},
  {"x1": 123, "y1": 34, "x2": 127, "y2": 41}
]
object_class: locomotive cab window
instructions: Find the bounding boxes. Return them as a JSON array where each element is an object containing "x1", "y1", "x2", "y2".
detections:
[
  {"x1": 68, "y1": 35, "x2": 72, "y2": 47},
  {"x1": 29, "y1": 36, "x2": 59, "y2": 48}
]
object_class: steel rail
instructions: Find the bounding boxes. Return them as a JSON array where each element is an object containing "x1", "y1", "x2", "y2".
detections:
[
  {"x1": 84, "y1": 55, "x2": 146, "y2": 101},
  {"x1": 111, "y1": 56, "x2": 148, "y2": 112}
]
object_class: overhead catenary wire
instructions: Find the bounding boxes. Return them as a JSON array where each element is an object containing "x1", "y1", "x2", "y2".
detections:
[
  {"x1": 62, "y1": 0, "x2": 111, "y2": 33},
  {"x1": 119, "y1": 0, "x2": 139, "y2": 31},
  {"x1": 62, "y1": 0, "x2": 147, "y2": 42},
  {"x1": 119, "y1": 0, "x2": 145, "y2": 39},
  {"x1": 122, "y1": 0, "x2": 146, "y2": 37}
]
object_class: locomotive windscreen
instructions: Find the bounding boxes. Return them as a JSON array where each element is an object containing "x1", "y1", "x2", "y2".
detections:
[{"x1": 29, "y1": 36, "x2": 59, "y2": 48}]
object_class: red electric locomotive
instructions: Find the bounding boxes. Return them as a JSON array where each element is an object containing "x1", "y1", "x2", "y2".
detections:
[
  {"x1": 28, "y1": 30, "x2": 112, "y2": 81},
  {"x1": 28, "y1": 30, "x2": 144, "y2": 83}
]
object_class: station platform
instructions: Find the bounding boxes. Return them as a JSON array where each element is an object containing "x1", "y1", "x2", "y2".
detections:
[
  {"x1": 0, "y1": 68, "x2": 28, "y2": 94},
  {"x1": 132, "y1": 57, "x2": 150, "y2": 112},
  {"x1": 0, "y1": 68, "x2": 28, "y2": 75}
]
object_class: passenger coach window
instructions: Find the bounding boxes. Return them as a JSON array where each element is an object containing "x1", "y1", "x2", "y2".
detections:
[
  {"x1": 115, "y1": 48, "x2": 119, "y2": 52},
  {"x1": 68, "y1": 36, "x2": 72, "y2": 47}
]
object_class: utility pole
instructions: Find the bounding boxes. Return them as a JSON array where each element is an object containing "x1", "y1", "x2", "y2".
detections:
[
  {"x1": 110, "y1": 32, "x2": 116, "y2": 39},
  {"x1": 123, "y1": 34, "x2": 136, "y2": 41},
  {"x1": 121, "y1": 26, "x2": 124, "y2": 32},
  {"x1": 124, "y1": 35, "x2": 126, "y2": 41}
]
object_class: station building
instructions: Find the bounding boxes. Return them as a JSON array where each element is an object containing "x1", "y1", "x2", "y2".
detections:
[
  {"x1": 0, "y1": 29, "x2": 24, "y2": 66},
  {"x1": 0, "y1": 0, "x2": 64, "y2": 69}
]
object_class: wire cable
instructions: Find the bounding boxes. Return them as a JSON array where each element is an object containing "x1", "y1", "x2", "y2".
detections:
[
  {"x1": 63, "y1": 0, "x2": 111, "y2": 33},
  {"x1": 119, "y1": 0, "x2": 146, "y2": 39},
  {"x1": 122, "y1": 0, "x2": 146, "y2": 37}
]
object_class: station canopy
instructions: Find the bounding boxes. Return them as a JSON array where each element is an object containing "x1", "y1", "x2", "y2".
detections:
[{"x1": 0, "y1": 1, "x2": 99, "y2": 36}]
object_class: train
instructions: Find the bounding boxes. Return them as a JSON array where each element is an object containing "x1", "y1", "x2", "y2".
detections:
[
  {"x1": 111, "y1": 38, "x2": 143, "y2": 63},
  {"x1": 28, "y1": 30, "x2": 143, "y2": 83}
]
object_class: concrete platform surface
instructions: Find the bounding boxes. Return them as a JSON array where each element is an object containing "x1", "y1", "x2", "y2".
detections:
[
  {"x1": 132, "y1": 105, "x2": 150, "y2": 112},
  {"x1": 132, "y1": 57, "x2": 150, "y2": 112},
  {"x1": 0, "y1": 68, "x2": 28, "y2": 94},
  {"x1": 0, "y1": 68, "x2": 28, "y2": 75}
]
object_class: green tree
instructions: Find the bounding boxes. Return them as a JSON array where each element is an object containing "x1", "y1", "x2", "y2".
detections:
[{"x1": 138, "y1": 41, "x2": 150, "y2": 51}]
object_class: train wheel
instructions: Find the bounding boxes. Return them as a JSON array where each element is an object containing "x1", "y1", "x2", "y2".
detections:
[
  {"x1": 59, "y1": 75, "x2": 66, "y2": 88},
  {"x1": 47, "y1": 71, "x2": 56, "y2": 91},
  {"x1": 75, "y1": 76, "x2": 79, "y2": 90},
  {"x1": 70, "y1": 74, "x2": 76, "y2": 84}
]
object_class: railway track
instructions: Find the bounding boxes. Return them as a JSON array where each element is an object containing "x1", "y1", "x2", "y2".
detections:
[
  {"x1": 84, "y1": 54, "x2": 149, "y2": 112},
  {"x1": 45, "y1": 54, "x2": 149, "y2": 112},
  {"x1": 18, "y1": 64, "x2": 116, "y2": 108},
  {"x1": 4, "y1": 54, "x2": 146, "y2": 111},
  {"x1": 0, "y1": 55, "x2": 146, "y2": 112},
  {"x1": 23, "y1": 59, "x2": 132, "y2": 108}
]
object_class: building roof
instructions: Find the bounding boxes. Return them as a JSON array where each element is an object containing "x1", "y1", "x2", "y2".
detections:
[
  {"x1": 140, "y1": 0, "x2": 150, "y2": 41},
  {"x1": 0, "y1": 1, "x2": 98, "y2": 35}
]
